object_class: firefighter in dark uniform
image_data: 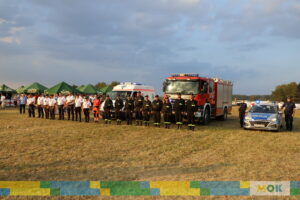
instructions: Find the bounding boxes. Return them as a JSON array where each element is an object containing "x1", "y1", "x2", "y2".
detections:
[
  {"x1": 152, "y1": 95, "x2": 163, "y2": 127},
  {"x1": 239, "y1": 100, "x2": 247, "y2": 128},
  {"x1": 115, "y1": 95, "x2": 124, "y2": 125},
  {"x1": 142, "y1": 95, "x2": 152, "y2": 126},
  {"x1": 125, "y1": 95, "x2": 134, "y2": 125},
  {"x1": 134, "y1": 91, "x2": 144, "y2": 126},
  {"x1": 162, "y1": 96, "x2": 172, "y2": 129},
  {"x1": 186, "y1": 93, "x2": 198, "y2": 131},
  {"x1": 103, "y1": 95, "x2": 113, "y2": 124},
  {"x1": 281, "y1": 97, "x2": 296, "y2": 131},
  {"x1": 173, "y1": 93, "x2": 185, "y2": 129}
]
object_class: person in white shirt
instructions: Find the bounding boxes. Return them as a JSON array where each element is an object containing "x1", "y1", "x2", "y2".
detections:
[
  {"x1": 37, "y1": 95, "x2": 44, "y2": 118},
  {"x1": 75, "y1": 94, "x2": 83, "y2": 122},
  {"x1": 57, "y1": 93, "x2": 66, "y2": 120},
  {"x1": 27, "y1": 94, "x2": 36, "y2": 118},
  {"x1": 19, "y1": 94, "x2": 27, "y2": 114},
  {"x1": 43, "y1": 95, "x2": 50, "y2": 119},
  {"x1": 66, "y1": 93, "x2": 75, "y2": 121},
  {"x1": 49, "y1": 94, "x2": 57, "y2": 120},
  {"x1": 82, "y1": 96, "x2": 92, "y2": 122},
  {"x1": 0, "y1": 94, "x2": 6, "y2": 109}
]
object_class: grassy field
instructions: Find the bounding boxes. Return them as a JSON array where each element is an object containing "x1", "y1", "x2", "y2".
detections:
[{"x1": 0, "y1": 107, "x2": 299, "y2": 199}]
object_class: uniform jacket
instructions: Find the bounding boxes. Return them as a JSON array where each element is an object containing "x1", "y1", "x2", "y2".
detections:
[
  {"x1": 152, "y1": 99, "x2": 163, "y2": 112},
  {"x1": 125, "y1": 99, "x2": 134, "y2": 111},
  {"x1": 142, "y1": 100, "x2": 152, "y2": 112},
  {"x1": 173, "y1": 98, "x2": 185, "y2": 112}
]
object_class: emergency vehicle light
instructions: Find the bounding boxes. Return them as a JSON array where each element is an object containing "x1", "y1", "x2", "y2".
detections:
[{"x1": 171, "y1": 73, "x2": 199, "y2": 77}]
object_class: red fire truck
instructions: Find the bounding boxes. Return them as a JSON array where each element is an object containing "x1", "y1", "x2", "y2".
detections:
[{"x1": 163, "y1": 73, "x2": 233, "y2": 124}]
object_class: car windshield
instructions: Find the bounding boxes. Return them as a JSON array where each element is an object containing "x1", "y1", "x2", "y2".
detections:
[
  {"x1": 108, "y1": 91, "x2": 131, "y2": 100},
  {"x1": 250, "y1": 105, "x2": 278, "y2": 113},
  {"x1": 165, "y1": 80, "x2": 199, "y2": 95}
]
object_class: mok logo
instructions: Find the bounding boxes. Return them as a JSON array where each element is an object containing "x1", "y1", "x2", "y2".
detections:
[{"x1": 250, "y1": 181, "x2": 290, "y2": 196}]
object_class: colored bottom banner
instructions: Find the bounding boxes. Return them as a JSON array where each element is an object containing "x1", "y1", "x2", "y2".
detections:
[{"x1": 0, "y1": 181, "x2": 299, "y2": 196}]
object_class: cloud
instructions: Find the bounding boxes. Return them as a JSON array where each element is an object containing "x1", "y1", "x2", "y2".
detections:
[
  {"x1": 0, "y1": 0, "x2": 299, "y2": 95},
  {"x1": 0, "y1": 36, "x2": 20, "y2": 44}
]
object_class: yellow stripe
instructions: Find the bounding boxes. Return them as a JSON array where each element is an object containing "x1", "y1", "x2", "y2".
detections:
[
  {"x1": 10, "y1": 188, "x2": 50, "y2": 196},
  {"x1": 0, "y1": 181, "x2": 40, "y2": 188}
]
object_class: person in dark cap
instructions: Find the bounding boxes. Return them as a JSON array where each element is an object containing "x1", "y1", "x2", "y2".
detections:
[
  {"x1": 152, "y1": 95, "x2": 163, "y2": 127},
  {"x1": 173, "y1": 93, "x2": 185, "y2": 129},
  {"x1": 125, "y1": 95, "x2": 134, "y2": 125},
  {"x1": 162, "y1": 96, "x2": 172, "y2": 129},
  {"x1": 142, "y1": 95, "x2": 152, "y2": 126},
  {"x1": 281, "y1": 96, "x2": 296, "y2": 131},
  {"x1": 186, "y1": 93, "x2": 198, "y2": 131},
  {"x1": 103, "y1": 95, "x2": 113, "y2": 124},
  {"x1": 134, "y1": 91, "x2": 144, "y2": 126},
  {"x1": 114, "y1": 95, "x2": 124, "y2": 125}
]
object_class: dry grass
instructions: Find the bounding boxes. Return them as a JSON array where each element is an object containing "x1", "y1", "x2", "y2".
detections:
[{"x1": 0, "y1": 107, "x2": 299, "y2": 199}]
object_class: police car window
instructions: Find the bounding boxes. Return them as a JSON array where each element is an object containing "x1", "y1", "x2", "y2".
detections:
[{"x1": 250, "y1": 105, "x2": 277, "y2": 113}]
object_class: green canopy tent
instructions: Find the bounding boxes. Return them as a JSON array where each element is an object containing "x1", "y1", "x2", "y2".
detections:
[
  {"x1": 16, "y1": 86, "x2": 26, "y2": 94},
  {"x1": 99, "y1": 85, "x2": 113, "y2": 94},
  {"x1": 77, "y1": 85, "x2": 85, "y2": 91},
  {"x1": 78, "y1": 84, "x2": 99, "y2": 95},
  {"x1": 0, "y1": 84, "x2": 16, "y2": 94},
  {"x1": 23, "y1": 82, "x2": 48, "y2": 94},
  {"x1": 44, "y1": 82, "x2": 81, "y2": 95}
]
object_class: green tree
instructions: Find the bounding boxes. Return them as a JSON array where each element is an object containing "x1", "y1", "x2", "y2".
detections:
[
  {"x1": 271, "y1": 82, "x2": 298, "y2": 102},
  {"x1": 110, "y1": 81, "x2": 120, "y2": 87},
  {"x1": 95, "y1": 82, "x2": 107, "y2": 89}
]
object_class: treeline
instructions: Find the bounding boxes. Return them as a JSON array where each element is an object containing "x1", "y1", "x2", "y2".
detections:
[
  {"x1": 234, "y1": 82, "x2": 300, "y2": 103},
  {"x1": 72, "y1": 81, "x2": 120, "y2": 90},
  {"x1": 271, "y1": 82, "x2": 300, "y2": 102},
  {"x1": 233, "y1": 95, "x2": 271, "y2": 101}
]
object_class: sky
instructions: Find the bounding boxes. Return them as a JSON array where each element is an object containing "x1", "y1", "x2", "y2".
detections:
[{"x1": 0, "y1": 0, "x2": 300, "y2": 95}]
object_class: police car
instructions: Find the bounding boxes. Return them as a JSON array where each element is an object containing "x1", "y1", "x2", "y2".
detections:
[{"x1": 243, "y1": 102, "x2": 283, "y2": 131}]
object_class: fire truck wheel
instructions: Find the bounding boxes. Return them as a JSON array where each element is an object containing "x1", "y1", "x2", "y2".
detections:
[
  {"x1": 222, "y1": 108, "x2": 228, "y2": 120},
  {"x1": 202, "y1": 108, "x2": 210, "y2": 125}
]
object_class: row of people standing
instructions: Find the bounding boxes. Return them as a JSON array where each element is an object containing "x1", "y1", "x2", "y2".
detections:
[
  {"x1": 19, "y1": 93, "x2": 102, "y2": 123},
  {"x1": 103, "y1": 92, "x2": 198, "y2": 130}
]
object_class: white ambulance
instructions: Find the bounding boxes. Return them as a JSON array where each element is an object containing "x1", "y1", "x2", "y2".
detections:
[{"x1": 100, "y1": 82, "x2": 156, "y2": 112}]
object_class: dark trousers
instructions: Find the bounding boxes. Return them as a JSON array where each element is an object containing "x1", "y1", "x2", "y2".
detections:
[
  {"x1": 67, "y1": 105, "x2": 75, "y2": 121},
  {"x1": 175, "y1": 111, "x2": 183, "y2": 124},
  {"x1": 38, "y1": 105, "x2": 44, "y2": 118},
  {"x1": 126, "y1": 110, "x2": 133, "y2": 125},
  {"x1": 115, "y1": 110, "x2": 122, "y2": 121},
  {"x1": 50, "y1": 106, "x2": 55, "y2": 120},
  {"x1": 83, "y1": 108, "x2": 90, "y2": 122},
  {"x1": 58, "y1": 105, "x2": 64, "y2": 120},
  {"x1": 164, "y1": 113, "x2": 172, "y2": 124},
  {"x1": 135, "y1": 109, "x2": 143, "y2": 121},
  {"x1": 153, "y1": 111, "x2": 161, "y2": 124},
  {"x1": 20, "y1": 104, "x2": 26, "y2": 114},
  {"x1": 239, "y1": 113, "x2": 245, "y2": 127},
  {"x1": 187, "y1": 112, "x2": 195, "y2": 125},
  {"x1": 28, "y1": 105, "x2": 35, "y2": 118},
  {"x1": 143, "y1": 111, "x2": 151, "y2": 122},
  {"x1": 104, "y1": 110, "x2": 111, "y2": 121},
  {"x1": 44, "y1": 107, "x2": 50, "y2": 119},
  {"x1": 75, "y1": 107, "x2": 81, "y2": 122},
  {"x1": 285, "y1": 114, "x2": 293, "y2": 131}
]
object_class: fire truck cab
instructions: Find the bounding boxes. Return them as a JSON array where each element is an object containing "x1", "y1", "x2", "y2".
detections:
[{"x1": 163, "y1": 73, "x2": 233, "y2": 124}]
